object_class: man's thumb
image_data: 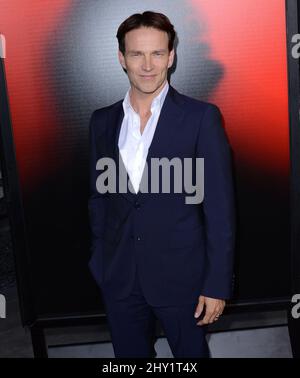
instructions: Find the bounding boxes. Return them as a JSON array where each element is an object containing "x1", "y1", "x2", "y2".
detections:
[{"x1": 194, "y1": 296, "x2": 205, "y2": 318}]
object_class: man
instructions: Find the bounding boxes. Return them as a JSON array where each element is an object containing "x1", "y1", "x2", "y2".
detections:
[{"x1": 88, "y1": 11, "x2": 235, "y2": 358}]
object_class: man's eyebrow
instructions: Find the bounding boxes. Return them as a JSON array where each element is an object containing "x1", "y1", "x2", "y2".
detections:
[{"x1": 127, "y1": 49, "x2": 167, "y2": 54}]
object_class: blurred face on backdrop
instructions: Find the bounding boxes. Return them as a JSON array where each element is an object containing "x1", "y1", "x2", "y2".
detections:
[{"x1": 118, "y1": 27, "x2": 174, "y2": 97}]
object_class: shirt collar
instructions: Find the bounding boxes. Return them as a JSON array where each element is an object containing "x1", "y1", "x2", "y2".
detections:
[{"x1": 122, "y1": 81, "x2": 169, "y2": 115}]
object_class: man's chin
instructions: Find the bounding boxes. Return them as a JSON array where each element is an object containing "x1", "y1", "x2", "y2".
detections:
[{"x1": 137, "y1": 83, "x2": 162, "y2": 94}]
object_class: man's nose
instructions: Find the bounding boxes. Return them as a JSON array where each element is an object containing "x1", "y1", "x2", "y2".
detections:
[{"x1": 142, "y1": 55, "x2": 153, "y2": 71}]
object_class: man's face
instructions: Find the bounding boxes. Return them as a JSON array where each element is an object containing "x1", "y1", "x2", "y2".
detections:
[{"x1": 118, "y1": 27, "x2": 174, "y2": 95}]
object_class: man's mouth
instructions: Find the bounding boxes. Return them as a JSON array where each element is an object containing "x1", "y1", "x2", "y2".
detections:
[{"x1": 140, "y1": 75, "x2": 156, "y2": 80}]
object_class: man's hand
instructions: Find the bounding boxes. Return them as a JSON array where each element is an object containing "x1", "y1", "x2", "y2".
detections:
[{"x1": 194, "y1": 295, "x2": 225, "y2": 326}]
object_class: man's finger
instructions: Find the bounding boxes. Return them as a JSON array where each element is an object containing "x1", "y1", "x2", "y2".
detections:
[
  {"x1": 208, "y1": 310, "x2": 219, "y2": 324},
  {"x1": 208, "y1": 307, "x2": 223, "y2": 323},
  {"x1": 197, "y1": 315, "x2": 210, "y2": 326},
  {"x1": 194, "y1": 296, "x2": 205, "y2": 318},
  {"x1": 197, "y1": 310, "x2": 213, "y2": 326}
]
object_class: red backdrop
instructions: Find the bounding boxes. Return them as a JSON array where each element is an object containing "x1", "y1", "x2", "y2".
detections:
[{"x1": 0, "y1": 0, "x2": 291, "y2": 318}]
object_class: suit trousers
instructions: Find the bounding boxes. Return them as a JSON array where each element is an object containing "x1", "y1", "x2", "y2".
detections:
[{"x1": 100, "y1": 267, "x2": 210, "y2": 358}]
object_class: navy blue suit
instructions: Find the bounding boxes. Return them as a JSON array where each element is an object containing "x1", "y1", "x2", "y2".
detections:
[{"x1": 88, "y1": 85, "x2": 235, "y2": 357}]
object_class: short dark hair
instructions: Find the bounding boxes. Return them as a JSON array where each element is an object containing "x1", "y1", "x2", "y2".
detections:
[{"x1": 116, "y1": 11, "x2": 176, "y2": 55}]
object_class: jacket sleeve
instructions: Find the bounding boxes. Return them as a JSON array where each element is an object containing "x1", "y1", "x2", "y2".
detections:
[
  {"x1": 196, "y1": 104, "x2": 236, "y2": 299},
  {"x1": 88, "y1": 110, "x2": 108, "y2": 287}
]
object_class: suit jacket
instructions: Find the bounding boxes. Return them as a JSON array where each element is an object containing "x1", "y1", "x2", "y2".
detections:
[{"x1": 88, "y1": 85, "x2": 236, "y2": 306}]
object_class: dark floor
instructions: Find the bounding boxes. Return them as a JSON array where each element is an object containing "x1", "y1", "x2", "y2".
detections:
[{"x1": 0, "y1": 281, "x2": 293, "y2": 358}]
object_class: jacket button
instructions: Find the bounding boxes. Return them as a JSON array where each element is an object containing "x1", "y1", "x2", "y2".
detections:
[
  {"x1": 134, "y1": 201, "x2": 141, "y2": 209},
  {"x1": 136, "y1": 236, "x2": 141, "y2": 241}
]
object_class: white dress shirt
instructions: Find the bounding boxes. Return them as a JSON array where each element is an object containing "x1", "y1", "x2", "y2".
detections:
[{"x1": 118, "y1": 81, "x2": 169, "y2": 194}]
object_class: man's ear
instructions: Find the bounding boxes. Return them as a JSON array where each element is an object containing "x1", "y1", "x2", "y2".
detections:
[
  {"x1": 118, "y1": 50, "x2": 126, "y2": 70},
  {"x1": 168, "y1": 49, "x2": 175, "y2": 69}
]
